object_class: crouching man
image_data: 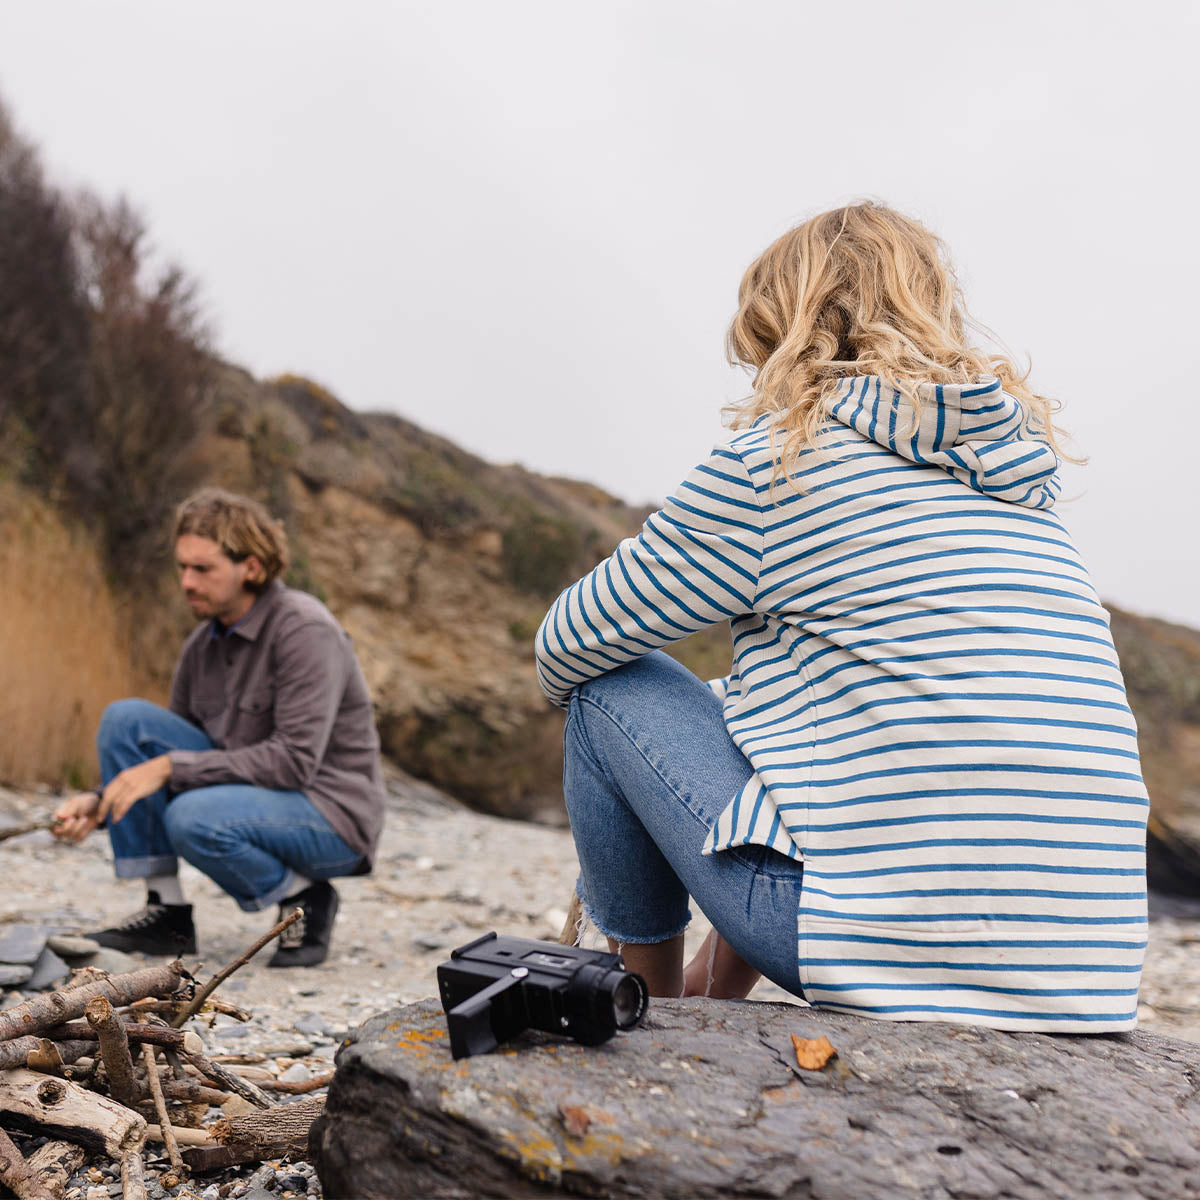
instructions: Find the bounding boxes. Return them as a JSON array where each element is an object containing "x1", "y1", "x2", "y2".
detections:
[{"x1": 53, "y1": 488, "x2": 385, "y2": 967}]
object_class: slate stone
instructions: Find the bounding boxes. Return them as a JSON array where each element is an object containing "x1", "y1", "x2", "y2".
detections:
[
  {"x1": 46, "y1": 934, "x2": 102, "y2": 959},
  {"x1": 0, "y1": 923, "x2": 49, "y2": 964},
  {"x1": 81, "y1": 947, "x2": 141, "y2": 975},
  {"x1": 25, "y1": 945, "x2": 69, "y2": 990},
  {"x1": 311, "y1": 997, "x2": 1200, "y2": 1200},
  {"x1": 293, "y1": 1013, "x2": 329, "y2": 1037},
  {"x1": 0, "y1": 965, "x2": 33, "y2": 987}
]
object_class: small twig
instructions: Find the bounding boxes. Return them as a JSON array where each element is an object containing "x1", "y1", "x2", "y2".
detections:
[
  {"x1": 170, "y1": 907, "x2": 302, "y2": 1029},
  {"x1": 141, "y1": 1044, "x2": 182, "y2": 1171},
  {"x1": 85, "y1": 997, "x2": 140, "y2": 1108},
  {"x1": 0, "y1": 817, "x2": 56, "y2": 843},
  {"x1": 129, "y1": 996, "x2": 251, "y2": 1022},
  {"x1": 262, "y1": 1069, "x2": 336, "y2": 1095}
]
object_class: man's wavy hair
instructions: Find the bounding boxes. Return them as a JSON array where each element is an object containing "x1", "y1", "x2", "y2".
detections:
[
  {"x1": 725, "y1": 201, "x2": 1070, "y2": 477},
  {"x1": 174, "y1": 488, "x2": 289, "y2": 592}
]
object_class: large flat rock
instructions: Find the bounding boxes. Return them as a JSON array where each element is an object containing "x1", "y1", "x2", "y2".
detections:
[{"x1": 310, "y1": 997, "x2": 1200, "y2": 1199}]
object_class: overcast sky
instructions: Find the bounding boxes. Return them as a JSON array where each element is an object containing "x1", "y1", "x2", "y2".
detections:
[{"x1": 1, "y1": 1, "x2": 1196, "y2": 625}]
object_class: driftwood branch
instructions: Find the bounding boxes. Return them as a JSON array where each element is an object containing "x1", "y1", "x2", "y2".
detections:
[
  {"x1": 144, "y1": 1123, "x2": 215, "y2": 1146},
  {"x1": 25, "y1": 1141, "x2": 86, "y2": 1200},
  {"x1": 263, "y1": 1069, "x2": 336, "y2": 1095},
  {"x1": 85, "y1": 997, "x2": 139, "y2": 1107},
  {"x1": 0, "y1": 961, "x2": 186, "y2": 1043},
  {"x1": 0, "y1": 1037, "x2": 92, "y2": 1073},
  {"x1": 171, "y1": 907, "x2": 301, "y2": 1029},
  {"x1": 129, "y1": 996, "x2": 250, "y2": 1022},
  {"x1": 0, "y1": 1125, "x2": 52, "y2": 1200},
  {"x1": 157, "y1": 1078, "x2": 229, "y2": 1105},
  {"x1": 141, "y1": 1043, "x2": 182, "y2": 1171},
  {"x1": 44, "y1": 1021, "x2": 203, "y2": 1054},
  {"x1": 0, "y1": 1069, "x2": 146, "y2": 1156},
  {"x1": 182, "y1": 1050, "x2": 272, "y2": 1110},
  {"x1": 120, "y1": 1144, "x2": 147, "y2": 1200}
]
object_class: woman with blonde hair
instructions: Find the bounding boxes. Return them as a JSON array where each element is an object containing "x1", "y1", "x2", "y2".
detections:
[{"x1": 536, "y1": 202, "x2": 1148, "y2": 1031}]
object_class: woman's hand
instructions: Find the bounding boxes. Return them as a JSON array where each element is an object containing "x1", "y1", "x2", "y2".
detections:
[{"x1": 51, "y1": 791, "x2": 102, "y2": 844}]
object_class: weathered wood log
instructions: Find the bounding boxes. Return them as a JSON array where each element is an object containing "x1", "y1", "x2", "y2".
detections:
[
  {"x1": 182, "y1": 1050, "x2": 271, "y2": 1110},
  {"x1": 0, "y1": 1125, "x2": 52, "y2": 1200},
  {"x1": 141, "y1": 1043, "x2": 182, "y2": 1171},
  {"x1": 0, "y1": 1068, "x2": 146, "y2": 1156},
  {"x1": 311, "y1": 997, "x2": 1200, "y2": 1200},
  {"x1": 43, "y1": 1021, "x2": 203, "y2": 1054},
  {"x1": 25, "y1": 1140, "x2": 86, "y2": 1200},
  {"x1": 85, "y1": 996, "x2": 139, "y2": 1107},
  {"x1": 181, "y1": 1144, "x2": 251, "y2": 1172},
  {"x1": 120, "y1": 1145, "x2": 147, "y2": 1200},
  {"x1": 211, "y1": 1095, "x2": 325, "y2": 1156},
  {"x1": 0, "y1": 961, "x2": 186, "y2": 1042}
]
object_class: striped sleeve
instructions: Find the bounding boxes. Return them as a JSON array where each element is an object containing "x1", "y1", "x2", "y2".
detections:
[{"x1": 535, "y1": 445, "x2": 764, "y2": 707}]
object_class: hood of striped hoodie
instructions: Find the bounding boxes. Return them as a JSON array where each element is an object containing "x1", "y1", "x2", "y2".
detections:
[{"x1": 829, "y1": 375, "x2": 1062, "y2": 510}]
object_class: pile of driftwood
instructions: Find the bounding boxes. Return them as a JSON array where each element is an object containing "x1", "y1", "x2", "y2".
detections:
[{"x1": 0, "y1": 912, "x2": 331, "y2": 1200}]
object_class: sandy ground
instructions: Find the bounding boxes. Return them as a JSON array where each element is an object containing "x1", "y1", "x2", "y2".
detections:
[{"x1": 3, "y1": 762, "x2": 1199, "y2": 1049}]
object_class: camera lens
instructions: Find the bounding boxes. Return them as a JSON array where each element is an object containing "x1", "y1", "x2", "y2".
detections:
[{"x1": 610, "y1": 972, "x2": 648, "y2": 1030}]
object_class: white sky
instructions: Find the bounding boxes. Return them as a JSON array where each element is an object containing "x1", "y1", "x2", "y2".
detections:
[{"x1": 1, "y1": 1, "x2": 1196, "y2": 625}]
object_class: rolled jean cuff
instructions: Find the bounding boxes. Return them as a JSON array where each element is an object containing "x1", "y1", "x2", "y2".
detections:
[
  {"x1": 579, "y1": 894, "x2": 692, "y2": 946},
  {"x1": 113, "y1": 854, "x2": 179, "y2": 879},
  {"x1": 235, "y1": 868, "x2": 304, "y2": 914}
]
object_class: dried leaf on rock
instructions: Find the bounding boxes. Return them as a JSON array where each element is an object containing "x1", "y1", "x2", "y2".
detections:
[{"x1": 790, "y1": 1034, "x2": 837, "y2": 1070}]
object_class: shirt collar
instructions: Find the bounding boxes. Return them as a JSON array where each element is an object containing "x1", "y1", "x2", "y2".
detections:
[{"x1": 209, "y1": 579, "x2": 283, "y2": 642}]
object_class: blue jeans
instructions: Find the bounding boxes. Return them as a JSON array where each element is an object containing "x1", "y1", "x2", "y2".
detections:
[
  {"x1": 564, "y1": 652, "x2": 805, "y2": 997},
  {"x1": 99, "y1": 700, "x2": 362, "y2": 912}
]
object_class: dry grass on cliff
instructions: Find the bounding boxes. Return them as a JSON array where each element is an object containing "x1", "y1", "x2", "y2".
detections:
[{"x1": 0, "y1": 484, "x2": 141, "y2": 788}]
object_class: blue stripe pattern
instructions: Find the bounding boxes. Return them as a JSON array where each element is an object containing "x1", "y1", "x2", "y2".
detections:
[{"x1": 536, "y1": 376, "x2": 1148, "y2": 1033}]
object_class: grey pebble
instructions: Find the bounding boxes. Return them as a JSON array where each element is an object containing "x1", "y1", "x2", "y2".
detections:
[
  {"x1": 81, "y1": 947, "x2": 141, "y2": 975},
  {"x1": 279, "y1": 1062, "x2": 310, "y2": 1083},
  {"x1": 216, "y1": 1024, "x2": 251, "y2": 1039},
  {"x1": 413, "y1": 932, "x2": 449, "y2": 951},
  {"x1": 26, "y1": 945, "x2": 70, "y2": 990},
  {"x1": 241, "y1": 1189, "x2": 276, "y2": 1200},
  {"x1": 46, "y1": 934, "x2": 102, "y2": 958},
  {"x1": 0, "y1": 924, "x2": 48, "y2": 964},
  {"x1": 276, "y1": 1172, "x2": 308, "y2": 1191},
  {"x1": 0, "y1": 965, "x2": 33, "y2": 987},
  {"x1": 293, "y1": 1013, "x2": 329, "y2": 1036},
  {"x1": 201, "y1": 1186, "x2": 221, "y2": 1200}
]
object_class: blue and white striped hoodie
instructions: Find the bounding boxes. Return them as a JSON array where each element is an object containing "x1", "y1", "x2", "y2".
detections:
[{"x1": 536, "y1": 377, "x2": 1148, "y2": 1032}]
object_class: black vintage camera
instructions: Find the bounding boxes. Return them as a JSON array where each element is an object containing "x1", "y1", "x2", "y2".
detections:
[{"x1": 437, "y1": 931, "x2": 649, "y2": 1060}]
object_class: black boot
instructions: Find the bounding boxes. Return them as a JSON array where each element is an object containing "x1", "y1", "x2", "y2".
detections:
[
  {"x1": 268, "y1": 881, "x2": 339, "y2": 968},
  {"x1": 87, "y1": 891, "x2": 197, "y2": 956}
]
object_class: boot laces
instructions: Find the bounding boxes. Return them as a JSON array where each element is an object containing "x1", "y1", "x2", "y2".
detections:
[{"x1": 110, "y1": 902, "x2": 166, "y2": 932}]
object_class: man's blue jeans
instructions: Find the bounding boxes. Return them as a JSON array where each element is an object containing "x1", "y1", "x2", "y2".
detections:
[
  {"x1": 564, "y1": 651, "x2": 806, "y2": 997},
  {"x1": 99, "y1": 700, "x2": 362, "y2": 912}
]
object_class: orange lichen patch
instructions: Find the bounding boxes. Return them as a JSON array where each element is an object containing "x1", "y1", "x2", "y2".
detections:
[
  {"x1": 393, "y1": 1027, "x2": 450, "y2": 1061},
  {"x1": 559, "y1": 1103, "x2": 616, "y2": 1138},
  {"x1": 763, "y1": 1079, "x2": 805, "y2": 1103},
  {"x1": 791, "y1": 1034, "x2": 837, "y2": 1070}
]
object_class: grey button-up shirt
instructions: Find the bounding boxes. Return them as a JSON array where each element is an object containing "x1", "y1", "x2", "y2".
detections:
[{"x1": 166, "y1": 580, "x2": 385, "y2": 870}]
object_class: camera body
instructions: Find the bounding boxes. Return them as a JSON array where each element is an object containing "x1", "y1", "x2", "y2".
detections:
[{"x1": 437, "y1": 931, "x2": 649, "y2": 1060}]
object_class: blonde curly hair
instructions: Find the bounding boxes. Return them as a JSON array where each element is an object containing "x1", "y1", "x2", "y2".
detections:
[{"x1": 725, "y1": 202, "x2": 1070, "y2": 476}]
